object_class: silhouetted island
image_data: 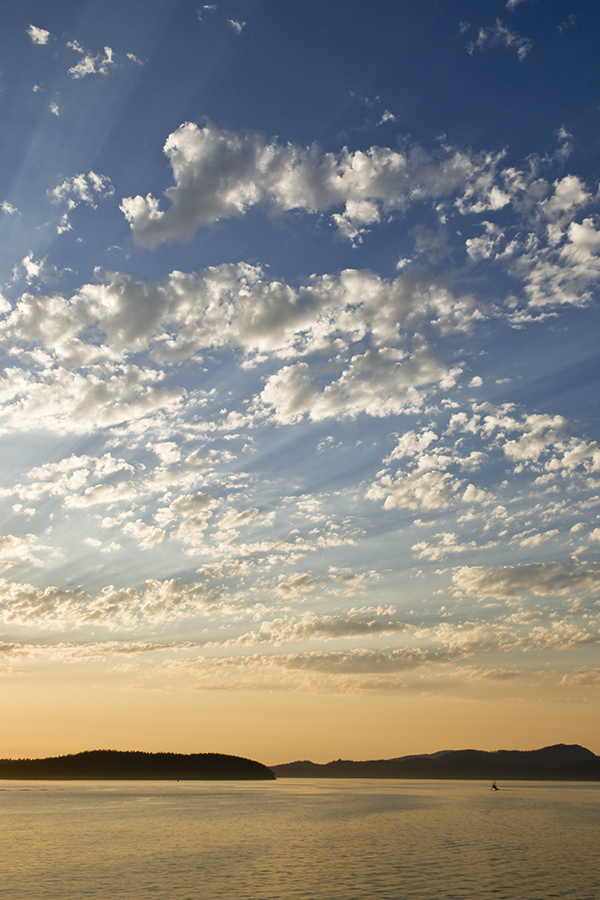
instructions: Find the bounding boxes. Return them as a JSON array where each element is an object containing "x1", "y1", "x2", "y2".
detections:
[
  {"x1": 271, "y1": 744, "x2": 600, "y2": 781},
  {"x1": 0, "y1": 750, "x2": 275, "y2": 780}
]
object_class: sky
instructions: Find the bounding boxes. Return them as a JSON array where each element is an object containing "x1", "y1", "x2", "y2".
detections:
[{"x1": 1, "y1": 0, "x2": 599, "y2": 764}]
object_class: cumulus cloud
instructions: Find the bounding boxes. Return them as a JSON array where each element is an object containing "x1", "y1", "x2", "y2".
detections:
[
  {"x1": 122, "y1": 520, "x2": 164, "y2": 550},
  {"x1": 0, "y1": 534, "x2": 44, "y2": 570},
  {"x1": 27, "y1": 24, "x2": 50, "y2": 45},
  {"x1": 255, "y1": 611, "x2": 411, "y2": 643},
  {"x1": 111, "y1": 124, "x2": 600, "y2": 324},
  {"x1": 120, "y1": 121, "x2": 513, "y2": 247},
  {"x1": 368, "y1": 467, "x2": 460, "y2": 511},
  {"x1": 14, "y1": 252, "x2": 54, "y2": 284},
  {"x1": 67, "y1": 41, "x2": 115, "y2": 78},
  {"x1": 453, "y1": 561, "x2": 600, "y2": 600},
  {"x1": 260, "y1": 348, "x2": 461, "y2": 423},
  {"x1": 519, "y1": 215, "x2": 600, "y2": 309},
  {"x1": 0, "y1": 575, "x2": 225, "y2": 627},
  {"x1": 502, "y1": 414, "x2": 566, "y2": 461},
  {"x1": 165, "y1": 492, "x2": 216, "y2": 547},
  {"x1": 366, "y1": 400, "x2": 599, "y2": 518},
  {"x1": 412, "y1": 532, "x2": 481, "y2": 561},
  {"x1": 50, "y1": 171, "x2": 114, "y2": 232},
  {"x1": 0, "y1": 263, "x2": 483, "y2": 428},
  {"x1": 453, "y1": 403, "x2": 594, "y2": 475},
  {"x1": 0, "y1": 362, "x2": 184, "y2": 436},
  {"x1": 50, "y1": 172, "x2": 114, "y2": 208},
  {"x1": 559, "y1": 668, "x2": 600, "y2": 687}
]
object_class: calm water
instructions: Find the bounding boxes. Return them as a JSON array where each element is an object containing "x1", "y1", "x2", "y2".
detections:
[{"x1": 1, "y1": 779, "x2": 599, "y2": 899}]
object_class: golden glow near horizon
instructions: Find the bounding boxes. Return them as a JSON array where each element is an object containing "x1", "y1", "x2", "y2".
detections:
[
  {"x1": 1, "y1": 1, "x2": 600, "y2": 762},
  {"x1": 2, "y1": 669, "x2": 599, "y2": 763}
]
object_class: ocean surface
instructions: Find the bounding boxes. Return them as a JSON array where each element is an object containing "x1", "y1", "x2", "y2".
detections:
[{"x1": 1, "y1": 778, "x2": 599, "y2": 899}]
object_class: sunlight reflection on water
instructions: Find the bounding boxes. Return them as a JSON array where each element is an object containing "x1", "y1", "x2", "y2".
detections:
[{"x1": 1, "y1": 779, "x2": 599, "y2": 899}]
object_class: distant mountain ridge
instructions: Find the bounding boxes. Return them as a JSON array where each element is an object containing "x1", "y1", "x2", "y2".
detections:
[
  {"x1": 0, "y1": 750, "x2": 275, "y2": 780},
  {"x1": 271, "y1": 744, "x2": 600, "y2": 780}
]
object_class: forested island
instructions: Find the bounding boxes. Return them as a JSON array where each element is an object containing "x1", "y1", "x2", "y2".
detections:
[
  {"x1": 0, "y1": 750, "x2": 275, "y2": 780},
  {"x1": 271, "y1": 744, "x2": 600, "y2": 781}
]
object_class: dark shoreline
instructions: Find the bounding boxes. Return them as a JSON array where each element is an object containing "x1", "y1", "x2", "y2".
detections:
[
  {"x1": 0, "y1": 750, "x2": 276, "y2": 780},
  {"x1": 271, "y1": 744, "x2": 600, "y2": 781}
]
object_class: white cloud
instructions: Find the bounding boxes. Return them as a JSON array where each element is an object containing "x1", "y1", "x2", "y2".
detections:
[
  {"x1": 453, "y1": 561, "x2": 600, "y2": 600},
  {"x1": 167, "y1": 492, "x2": 216, "y2": 547},
  {"x1": 274, "y1": 574, "x2": 318, "y2": 597},
  {"x1": 51, "y1": 172, "x2": 114, "y2": 209},
  {"x1": 365, "y1": 400, "x2": 600, "y2": 522},
  {"x1": 14, "y1": 252, "x2": 54, "y2": 284},
  {"x1": 519, "y1": 215, "x2": 600, "y2": 309},
  {"x1": 546, "y1": 438, "x2": 600, "y2": 474},
  {"x1": 412, "y1": 532, "x2": 480, "y2": 561},
  {"x1": 1, "y1": 201, "x2": 18, "y2": 215},
  {"x1": 516, "y1": 529, "x2": 559, "y2": 549},
  {"x1": 122, "y1": 519, "x2": 165, "y2": 550},
  {"x1": 27, "y1": 25, "x2": 50, "y2": 45},
  {"x1": 228, "y1": 19, "x2": 245, "y2": 33},
  {"x1": 0, "y1": 575, "x2": 226, "y2": 627},
  {"x1": 369, "y1": 466, "x2": 459, "y2": 511},
  {"x1": 387, "y1": 430, "x2": 438, "y2": 460},
  {"x1": 67, "y1": 42, "x2": 115, "y2": 78},
  {"x1": 120, "y1": 121, "x2": 512, "y2": 247},
  {"x1": 244, "y1": 611, "x2": 411, "y2": 644},
  {"x1": 0, "y1": 264, "x2": 481, "y2": 426},
  {"x1": 50, "y1": 172, "x2": 114, "y2": 232},
  {"x1": 541, "y1": 175, "x2": 589, "y2": 220},
  {"x1": 260, "y1": 348, "x2": 460, "y2": 423},
  {"x1": 0, "y1": 534, "x2": 44, "y2": 570},
  {"x1": 0, "y1": 363, "x2": 184, "y2": 436},
  {"x1": 502, "y1": 414, "x2": 566, "y2": 462}
]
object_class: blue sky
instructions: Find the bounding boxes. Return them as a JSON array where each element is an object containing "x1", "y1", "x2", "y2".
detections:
[{"x1": 1, "y1": 0, "x2": 600, "y2": 760}]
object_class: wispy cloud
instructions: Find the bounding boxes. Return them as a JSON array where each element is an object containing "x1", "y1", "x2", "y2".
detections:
[
  {"x1": 67, "y1": 41, "x2": 116, "y2": 78},
  {"x1": 467, "y1": 19, "x2": 533, "y2": 61}
]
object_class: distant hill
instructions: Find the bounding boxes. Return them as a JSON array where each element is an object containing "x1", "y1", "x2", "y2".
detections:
[
  {"x1": 271, "y1": 744, "x2": 600, "y2": 781},
  {"x1": 0, "y1": 750, "x2": 275, "y2": 780}
]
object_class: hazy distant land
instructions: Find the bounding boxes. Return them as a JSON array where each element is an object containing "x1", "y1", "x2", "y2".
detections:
[
  {"x1": 0, "y1": 750, "x2": 275, "y2": 780},
  {"x1": 271, "y1": 744, "x2": 600, "y2": 781}
]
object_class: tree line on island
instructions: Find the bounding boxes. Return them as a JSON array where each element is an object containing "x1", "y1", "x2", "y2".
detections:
[
  {"x1": 0, "y1": 750, "x2": 275, "y2": 780},
  {"x1": 271, "y1": 744, "x2": 600, "y2": 781},
  {"x1": 0, "y1": 744, "x2": 598, "y2": 780}
]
